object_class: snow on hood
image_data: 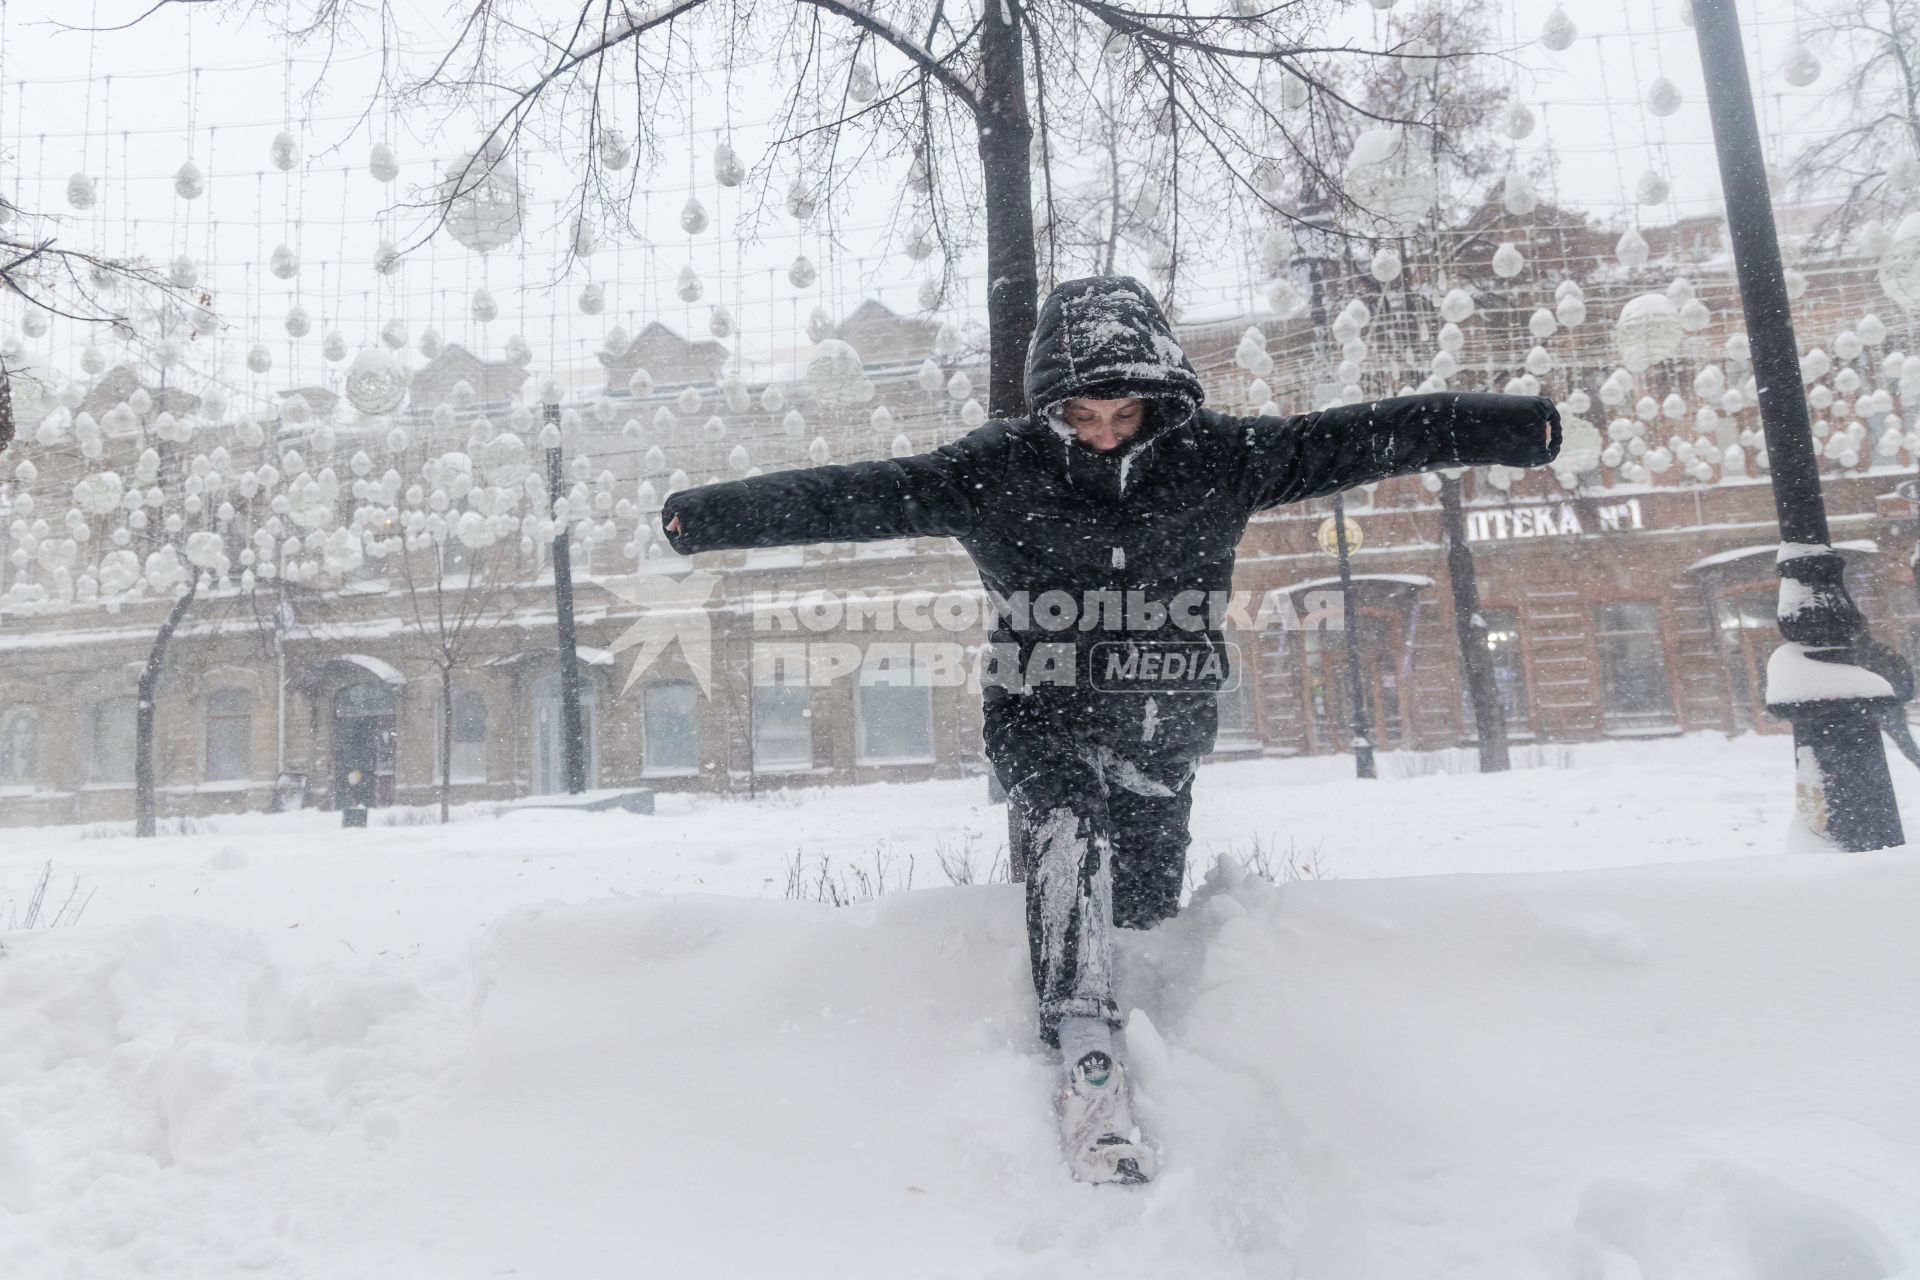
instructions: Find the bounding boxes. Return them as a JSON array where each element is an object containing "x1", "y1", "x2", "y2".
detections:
[{"x1": 1023, "y1": 275, "x2": 1206, "y2": 417}]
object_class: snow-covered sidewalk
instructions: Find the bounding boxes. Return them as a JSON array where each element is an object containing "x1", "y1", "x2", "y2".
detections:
[{"x1": 2, "y1": 734, "x2": 1917, "y2": 1277}]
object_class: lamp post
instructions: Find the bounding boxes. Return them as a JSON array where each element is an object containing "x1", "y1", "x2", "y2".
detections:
[
  {"x1": 543, "y1": 397, "x2": 588, "y2": 795},
  {"x1": 1690, "y1": 0, "x2": 1907, "y2": 849}
]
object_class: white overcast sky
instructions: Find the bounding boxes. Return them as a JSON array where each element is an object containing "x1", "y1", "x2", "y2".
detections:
[{"x1": 0, "y1": 0, "x2": 1843, "y2": 406}]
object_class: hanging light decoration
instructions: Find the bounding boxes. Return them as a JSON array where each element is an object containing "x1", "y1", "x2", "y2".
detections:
[
  {"x1": 380, "y1": 318, "x2": 408, "y2": 350},
  {"x1": 1342, "y1": 126, "x2": 1439, "y2": 231},
  {"x1": 1635, "y1": 170, "x2": 1671, "y2": 206},
  {"x1": 789, "y1": 255, "x2": 818, "y2": 289},
  {"x1": 1541, "y1": 6, "x2": 1577, "y2": 50},
  {"x1": 849, "y1": 59, "x2": 878, "y2": 103},
  {"x1": 369, "y1": 141, "x2": 400, "y2": 182},
  {"x1": 579, "y1": 283, "x2": 605, "y2": 315},
  {"x1": 1617, "y1": 227, "x2": 1651, "y2": 268},
  {"x1": 1502, "y1": 171, "x2": 1538, "y2": 217},
  {"x1": 708, "y1": 306, "x2": 734, "y2": 340},
  {"x1": 1491, "y1": 242, "x2": 1526, "y2": 278},
  {"x1": 271, "y1": 129, "x2": 301, "y2": 170},
  {"x1": 67, "y1": 172, "x2": 96, "y2": 210},
  {"x1": 597, "y1": 126, "x2": 632, "y2": 170},
  {"x1": 285, "y1": 305, "x2": 311, "y2": 338},
  {"x1": 169, "y1": 254, "x2": 199, "y2": 288},
  {"x1": 1439, "y1": 288, "x2": 1475, "y2": 324},
  {"x1": 1781, "y1": 43, "x2": 1821, "y2": 87},
  {"x1": 1878, "y1": 213, "x2": 1920, "y2": 312},
  {"x1": 420, "y1": 328, "x2": 443, "y2": 359},
  {"x1": 713, "y1": 141, "x2": 745, "y2": 186},
  {"x1": 1645, "y1": 77, "x2": 1683, "y2": 117},
  {"x1": 246, "y1": 345, "x2": 273, "y2": 374},
  {"x1": 437, "y1": 148, "x2": 524, "y2": 254},
  {"x1": 681, "y1": 195, "x2": 709, "y2": 235},
  {"x1": 173, "y1": 159, "x2": 205, "y2": 200},
  {"x1": 1500, "y1": 103, "x2": 1536, "y2": 141},
  {"x1": 1616, "y1": 292, "x2": 1685, "y2": 373},
  {"x1": 505, "y1": 334, "x2": 533, "y2": 367},
  {"x1": 344, "y1": 347, "x2": 410, "y2": 415},
  {"x1": 374, "y1": 239, "x2": 402, "y2": 276},
  {"x1": 322, "y1": 331, "x2": 348, "y2": 362},
  {"x1": 271, "y1": 243, "x2": 299, "y2": 279},
  {"x1": 786, "y1": 178, "x2": 818, "y2": 221},
  {"x1": 472, "y1": 288, "x2": 498, "y2": 323},
  {"x1": 1368, "y1": 248, "x2": 1402, "y2": 283},
  {"x1": 807, "y1": 339, "x2": 874, "y2": 406},
  {"x1": 676, "y1": 265, "x2": 703, "y2": 303}
]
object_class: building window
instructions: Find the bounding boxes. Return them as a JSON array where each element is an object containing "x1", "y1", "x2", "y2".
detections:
[
  {"x1": 752, "y1": 679, "x2": 813, "y2": 772},
  {"x1": 0, "y1": 708, "x2": 37, "y2": 787},
  {"x1": 643, "y1": 681, "x2": 700, "y2": 775},
  {"x1": 1215, "y1": 639, "x2": 1259, "y2": 745},
  {"x1": 1460, "y1": 608, "x2": 1531, "y2": 734},
  {"x1": 89, "y1": 696, "x2": 137, "y2": 786},
  {"x1": 1594, "y1": 602, "x2": 1676, "y2": 730},
  {"x1": 204, "y1": 689, "x2": 253, "y2": 783},
  {"x1": 856, "y1": 653, "x2": 933, "y2": 765},
  {"x1": 434, "y1": 689, "x2": 489, "y2": 783}
]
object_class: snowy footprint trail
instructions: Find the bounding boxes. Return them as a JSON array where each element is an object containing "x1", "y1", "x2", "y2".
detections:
[
  {"x1": 346, "y1": 852, "x2": 1918, "y2": 1279},
  {"x1": 5, "y1": 849, "x2": 1920, "y2": 1278}
]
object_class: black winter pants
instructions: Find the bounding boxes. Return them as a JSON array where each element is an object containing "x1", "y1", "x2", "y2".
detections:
[{"x1": 984, "y1": 687, "x2": 1206, "y2": 1047}]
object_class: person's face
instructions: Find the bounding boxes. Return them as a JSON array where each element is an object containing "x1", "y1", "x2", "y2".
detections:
[{"x1": 1062, "y1": 398, "x2": 1146, "y2": 453}]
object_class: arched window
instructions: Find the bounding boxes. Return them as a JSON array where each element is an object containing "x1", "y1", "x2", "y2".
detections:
[
  {"x1": 204, "y1": 689, "x2": 253, "y2": 783},
  {"x1": 0, "y1": 708, "x2": 38, "y2": 788}
]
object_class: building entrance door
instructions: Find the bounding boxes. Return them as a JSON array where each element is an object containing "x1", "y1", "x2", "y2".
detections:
[
  {"x1": 1303, "y1": 606, "x2": 1410, "y2": 753},
  {"x1": 332, "y1": 682, "x2": 398, "y2": 807},
  {"x1": 531, "y1": 671, "x2": 596, "y2": 794},
  {"x1": 1713, "y1": 585, "x2": 1787, "y2": 734}
]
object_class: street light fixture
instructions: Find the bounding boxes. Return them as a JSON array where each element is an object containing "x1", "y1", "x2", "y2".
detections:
[{"x1": 1690, "y1": 0, "x2": 1908, "y2": 849}]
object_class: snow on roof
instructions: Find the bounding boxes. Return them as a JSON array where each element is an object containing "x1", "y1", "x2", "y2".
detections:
[
  {"x1": 333, "y1": 653, "x2": 407, "y2": 685},
  {"x1": 1686, "y1": 539, "x2": 1877, "y2": 573}
]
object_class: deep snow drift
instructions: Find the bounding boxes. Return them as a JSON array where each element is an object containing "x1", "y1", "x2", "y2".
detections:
[{"x1": 2, "y1": 735, "x2": 1918, "y2": 1278}]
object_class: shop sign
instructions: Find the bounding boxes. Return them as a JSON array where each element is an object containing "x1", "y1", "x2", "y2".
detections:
[{"x1": 1465, "y1": 497, "x2": 1646, "y2": 543}]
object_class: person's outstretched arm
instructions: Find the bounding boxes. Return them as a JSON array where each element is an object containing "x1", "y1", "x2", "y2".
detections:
[
  {"x1": 1235, "y1": 393, "x2": 1560, "y2": 510},
  {"x1": 661, "y1": 428, "x2": 996, "y2": 555}
]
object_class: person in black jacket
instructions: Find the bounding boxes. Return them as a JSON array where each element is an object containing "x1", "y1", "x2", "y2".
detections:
[{"x1": 664, "y1": 275, "x2": 1558, "y2": 1183}]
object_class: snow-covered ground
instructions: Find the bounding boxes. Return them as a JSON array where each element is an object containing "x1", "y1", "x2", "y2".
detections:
[{"x1": 2, "y1": 734, "x2": 1917, "y2": 1278}]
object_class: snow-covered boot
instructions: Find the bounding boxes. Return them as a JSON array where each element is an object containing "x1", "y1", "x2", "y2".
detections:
[{"x1": 1057, "y1": 1050, "x2": 1156, "y2": 1185}]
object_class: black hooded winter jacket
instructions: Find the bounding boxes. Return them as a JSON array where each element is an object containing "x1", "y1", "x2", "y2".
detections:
[{"x1": 664, "y1": 276, "x2": 1560, "y2": 753}]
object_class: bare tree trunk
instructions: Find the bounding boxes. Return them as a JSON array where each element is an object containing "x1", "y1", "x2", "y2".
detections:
[
  {"x1": 135, "y1": 578, "x2": 200, "y2": 837},
  {"x1": 439, "y1": 660, "x2": 454, "y2": 824},
  {"x1": 975, "y1": 0, "x2": 1040, "y2": 419},
  {"x1": 1438, "y1": 475, "x2": 1509, "y2": 772}
]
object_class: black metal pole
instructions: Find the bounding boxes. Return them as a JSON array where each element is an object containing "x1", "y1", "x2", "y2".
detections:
[
  {"x1": 1331, "y1": 492, "x2": 1376, "y2": 779},
  {"x1": 545, "y1": 403, "x2": 588, "y2": 795},
  {"x1": 1691, "y1": 0, "x2": 1903, "y2": 850}
]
